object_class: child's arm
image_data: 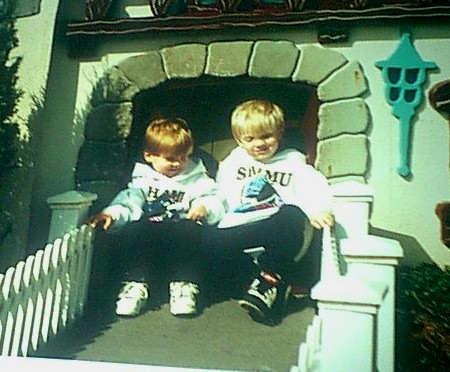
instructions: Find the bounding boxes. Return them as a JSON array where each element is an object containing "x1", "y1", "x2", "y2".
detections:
[
  {"x1": 309, "y1": 210, "x2": 335, "y2": 229},
  {"x1": 186, "y1": 204, "x2": 207, "y2": 222},
  {"x1": 189, "y1": 176, "x2": 226, "y2": 225}
]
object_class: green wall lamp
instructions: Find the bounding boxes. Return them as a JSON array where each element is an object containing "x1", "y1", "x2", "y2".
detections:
[{"x1": 376, "y1": 32, "x2": 437, "y2": 178}]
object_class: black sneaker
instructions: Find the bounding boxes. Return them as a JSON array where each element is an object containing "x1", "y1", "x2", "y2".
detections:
[{"x1": 238, "y1": 271, "x2": 290, "y2": 325}]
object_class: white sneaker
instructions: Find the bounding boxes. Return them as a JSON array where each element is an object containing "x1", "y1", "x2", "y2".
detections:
[
  {"x1": 115, "y1": 281, "x2": 149, "y2": 316},
  {"x1": 169, "y1": 281, "x2": 199, "y2": 316}
]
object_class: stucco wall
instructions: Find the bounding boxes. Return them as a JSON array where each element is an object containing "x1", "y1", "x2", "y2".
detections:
[
  {"x1": 13, "y1": 0, "x2": 60, "y2": 132},
  {"x1": 0, "y1": 0, "x2": 60, "y2": 270},
  {"x1": 21, "y1": 11, "x2": 450, "y2": 268},
  {"x1": 330, "y1": 25, "x2": 450, "y2": 266}
]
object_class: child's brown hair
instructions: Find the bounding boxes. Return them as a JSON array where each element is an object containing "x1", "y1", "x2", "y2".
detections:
[{"x1": 144, "y1": 118, "x2": 193, "y2": 156}]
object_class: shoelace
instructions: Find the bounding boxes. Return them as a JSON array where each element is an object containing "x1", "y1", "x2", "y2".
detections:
[
  {"x1": 119, "y1": 282, "x2": 148, "y2": 299},
  {"x1": 172, "y1": 283, "x2": 199, "y2": 299}
]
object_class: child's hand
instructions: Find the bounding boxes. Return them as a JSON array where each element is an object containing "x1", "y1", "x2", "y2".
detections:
[
  {"x1": 309, "y1": 211, "x2": 335, "y2": 229},
  {"x1": 186, "y1": 205, "x2": 207, "y2": 222},
  {"x1": 86, "y1": 213, "x2": 114, "y2": 231}
]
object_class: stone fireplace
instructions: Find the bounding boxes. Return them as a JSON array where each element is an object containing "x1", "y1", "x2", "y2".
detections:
[{"x1": 75, "y1": 40, "x2": 370, "y2": 212}]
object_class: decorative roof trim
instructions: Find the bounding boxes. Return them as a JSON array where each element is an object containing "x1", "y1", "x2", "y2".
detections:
[{"x1": 67, "y1": 6, "x2": 450, "y2": 37}]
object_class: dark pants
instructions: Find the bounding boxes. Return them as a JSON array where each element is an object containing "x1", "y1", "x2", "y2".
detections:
[
  {"x1": 109, "y1": 218, "x2": 203, "y2": 286},
  {"x1": 202, "y1": 205, "x2": 307, "y2": 287}
]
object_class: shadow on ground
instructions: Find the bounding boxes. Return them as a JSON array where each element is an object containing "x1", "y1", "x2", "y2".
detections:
[{"x1": 36, "y1": 250, "x2": 317, "y2": 372}]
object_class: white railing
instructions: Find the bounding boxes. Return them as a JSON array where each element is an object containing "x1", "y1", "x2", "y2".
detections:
[
  {"x1": 0, "y1": 224, "x2": 95, "y2": 357},
  {"x1": 291, "y1": 182, "x2": 404, "y2": 372}
]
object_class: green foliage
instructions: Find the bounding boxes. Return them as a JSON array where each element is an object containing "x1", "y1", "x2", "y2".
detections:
[
  {"x1": 0, "y1": 0, "x2": 22, "y2": 169},
  {"x1": 398, "y1": 263, "x2": 450, "y2": 371}
]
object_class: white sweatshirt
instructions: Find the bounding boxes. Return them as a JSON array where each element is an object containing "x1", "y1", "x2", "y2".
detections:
[
  {"x1": 217, "y1": 147, "x2": 333, "y2": 220},
  {"x1": 103, "y1": 158, "x2": 225, "y2": 228}
]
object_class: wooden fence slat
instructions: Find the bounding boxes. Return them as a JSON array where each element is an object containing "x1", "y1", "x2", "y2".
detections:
[
  {"x1": 1, "y1": 267, "x2": 14, "y2": 300},
  {"x1": 20, "y1": 255, "x2": 36, "y2": 356},
  {"x1": 0, "y1": 268, "x2": 16, "y2": 355},
  {"x1": 1, "y1": 313, "x2": 14, "y2": 356},
  {"x1": 10, "y1": 261, "x2": 26, "y2": 356},
  {"x1": 66, "y1": 232, "x2": 80, "y2": 322},
  {"x1": 56, "y1": 234, "x2": 71, "y2": 330},
  {"x1": 76, "y1": 226, "x2": 94, "y2": 316},
  {"x1": 30, "y1": 249, "x2": 45, "y2": 352},
  {"x1": 49, "y1": 238, "x2": 63, "y2": 336},
  {"x1": 40, "y1": 244, "x2": 56, "y2": 344}
]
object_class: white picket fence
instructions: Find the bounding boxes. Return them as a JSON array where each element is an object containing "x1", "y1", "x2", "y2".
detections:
[
  {"x1": 291, "y1": 182, "x2": 404, "y2": 372},
  {"x1": 0, "y1": 225, "x2": 95, "y2": 357}
]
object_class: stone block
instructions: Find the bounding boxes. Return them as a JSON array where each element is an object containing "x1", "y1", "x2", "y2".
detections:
[
  {"x1": 293, "y1": 45, "x2": 347, "y2": 85},
  {"x1": 161, "y1": 43, "x2": 207, "y2": 79},
  {"x1": 318, "y1": 98, "x2": 369, "y2": 140},
  {"x1": 315, "y1": 134, "x2": 368, "y2": 178},
  {"x1": 77, "y1": 180, "x2": 122, "y2": 214},
  {"x1": 76, "y1": 141, "x2": 128, "y2": 183},
  {"x1": 117, "y1": 51, "x2": 166, "y2": 90},
  {"x1": 85, "y1": 103, "x2": 133, "y2": 141},
  {"x1": 317, "y1": 61, "x2": 368, "y2": 102},
  {"x1": 91, "y1": 67, "x2": 140, "y2": 105},
  {"x1": 249, "y1": 40, "x2": 299, "y2": 78},
  {"x1": 206, "y1": 41, "x2": 253, "y2": 77}
]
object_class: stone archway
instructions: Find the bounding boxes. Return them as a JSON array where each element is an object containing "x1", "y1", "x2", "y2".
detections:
[{"x1": 76, "y1": 40, "x2": 370, "y2": 211}]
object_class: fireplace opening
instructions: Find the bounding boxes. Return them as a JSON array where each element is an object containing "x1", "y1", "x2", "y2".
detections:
[
  {"x1": 76, "y1": 42, "x2": 370, "y2": 214},
  {"x1": 124, "y1": 75, "x2": 318, "y2": 179}
]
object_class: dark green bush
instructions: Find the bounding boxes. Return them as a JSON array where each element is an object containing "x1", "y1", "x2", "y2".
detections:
[
  {"x1": 397, "y1": 263, "x2": 450, "y2": 371},
  {"x1": 0, "y1": 0, "x2": 22, "y2": 169}
]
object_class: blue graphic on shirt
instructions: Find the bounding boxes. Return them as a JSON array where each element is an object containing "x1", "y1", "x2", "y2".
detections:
[
  {"x1": 144, "y1": 192, "x2": 187, "y2": 222},
  {"x1": 234, "y1": 176, "x2": 283, "y2": 213}
]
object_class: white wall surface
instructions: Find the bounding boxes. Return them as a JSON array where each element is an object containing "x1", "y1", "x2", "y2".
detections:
[
  {"x1": 331, "y1": 25, "x2": 450, "y2": 267},
  {"x1": 12, "y1": 0, "x2": 60, "y2": 136}
]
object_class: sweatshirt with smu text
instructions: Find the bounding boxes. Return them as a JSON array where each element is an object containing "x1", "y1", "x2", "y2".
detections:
[{"x1": 216, "y1": 147, "x2": 333, "y2": 222}]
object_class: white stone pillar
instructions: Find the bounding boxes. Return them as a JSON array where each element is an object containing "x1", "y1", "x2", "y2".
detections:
[
  {"x1": 311, "y1": 276, "x2": 387, "y2": 372},
  {"x1": 47, "y1": 191, "x2": 97, "y2": 242},
  {"x1": 330, "y1": 181, "x2": 373, "y2": 240},
  {"x1": 340, "y1": 236, "x2": 404, "y2": 372}
]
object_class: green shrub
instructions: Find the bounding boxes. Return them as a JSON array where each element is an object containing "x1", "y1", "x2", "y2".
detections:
[
  {"x1": 0, "y1": 0, "x2": 22, "y2": 170},
  {"x1": 398, "y1": 263, "x2": 450, "y2": 371}
]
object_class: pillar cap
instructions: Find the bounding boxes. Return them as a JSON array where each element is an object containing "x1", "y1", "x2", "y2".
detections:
[
  {"x1": 47, "y1": 190, "x2": 98, "y2": 206},
  {"x1": 312, "y1": 275, "x2": 387, "y2": 307},
  {"x1": 341, "y1": 235, "x2": 404, "y2": 262},
  {"x1": 331, "y1": 181, "x2": 373, "y2": 199}
]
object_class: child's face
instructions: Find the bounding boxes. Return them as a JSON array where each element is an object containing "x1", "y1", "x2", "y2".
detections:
[
  {"x1": 236, "y1": 130, "x2": 280, "y2": 161},
  {"x1": 143, "y1": 149, "x2": 191, "y2": 177}
]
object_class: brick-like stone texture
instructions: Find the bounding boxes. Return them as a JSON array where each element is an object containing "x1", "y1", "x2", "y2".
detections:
[
  {"x1": 317, "y1": 61, "x2": 368, "y2": 102},
  {"x1": 316, "y1": 134, "x2": 368, "y2": 178},
  {"x1": 292, "y1": 45, "x2": 347, "y2": 85},
  {"x1": 91, "y1": 67, "x2": 140, "y2": 105},
  {"x1": 77, "y1": 180, "x2": 123, "y2": 215},
  {"x1": 76, "y1": 141, "x2": 128, "y2": 183},
  {"x1": 206, "y1": 41, "x2": 253, "y2": 77},
  {"x1": 117, "y1": 51, "x2": 167, "y2": 90},
  {"x1": 85, "y1": 103, "x2": 133, "y2": 141},
  {"x1": 317, "y1": 98, "x2": 369, "y2": 140},
  {"x1": 161, "y1": 44, "x2": 207, "y2": 79},
  {"x1": 249, "y1": 40, "x2": 299, "y2": 78}
]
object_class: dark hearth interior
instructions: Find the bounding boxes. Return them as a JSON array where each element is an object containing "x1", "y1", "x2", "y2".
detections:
[{"x1": 125, "y1": 76, "x2": 318, "y2": 178}]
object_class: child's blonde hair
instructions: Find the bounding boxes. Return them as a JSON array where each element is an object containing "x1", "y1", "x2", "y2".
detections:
[
  {"x1": 231, "y1": 100, "x2": 285, "y2": 140},
  {"x1": 144, "y1": 118, "x2": 193, "y2": 156}
]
